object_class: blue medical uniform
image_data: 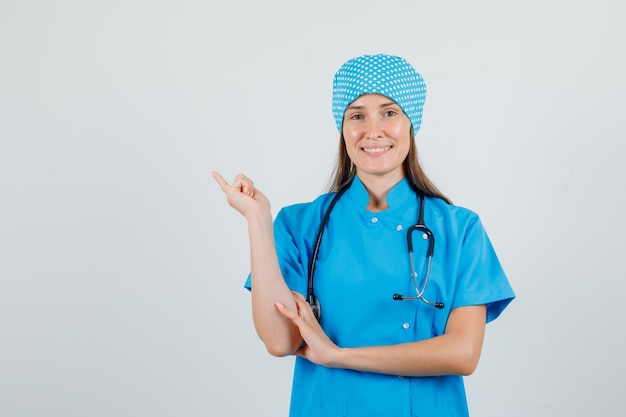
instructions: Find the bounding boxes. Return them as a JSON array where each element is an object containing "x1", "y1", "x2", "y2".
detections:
[{"x1": 245, "y1": 176, "x2": 515, "y2": 417}]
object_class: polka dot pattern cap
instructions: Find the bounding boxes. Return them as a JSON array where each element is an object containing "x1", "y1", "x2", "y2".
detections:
[{"x1": 332, "y1": 54, "x2": 427, "y2": 133}]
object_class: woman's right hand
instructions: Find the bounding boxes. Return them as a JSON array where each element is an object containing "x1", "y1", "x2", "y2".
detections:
[{"x1": 212, "y1": 171, "x2": 271, "y2": 219}]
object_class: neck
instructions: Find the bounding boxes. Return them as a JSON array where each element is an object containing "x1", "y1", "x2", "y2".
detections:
[{"x1": 358, "y1": 172, "x2": 404, "y2": 212}]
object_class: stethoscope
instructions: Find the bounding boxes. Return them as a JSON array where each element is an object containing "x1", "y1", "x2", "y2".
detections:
[{"x1": 307, "y1": 183, "x2": 444, "y2": 321}]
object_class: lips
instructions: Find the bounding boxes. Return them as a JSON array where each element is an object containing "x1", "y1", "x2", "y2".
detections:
[{"x1": 362, "y1": 146, "x2": 391, "y2": 155}]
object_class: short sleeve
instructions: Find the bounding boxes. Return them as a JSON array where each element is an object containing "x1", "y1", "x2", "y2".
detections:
[{"x1": 451, "y1": 215, "x2": 515, "y2": 323}]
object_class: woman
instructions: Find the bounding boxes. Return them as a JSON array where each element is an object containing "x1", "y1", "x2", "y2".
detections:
[{"x1": 213, "y1": 54, "x2": 515, "y2": 417}]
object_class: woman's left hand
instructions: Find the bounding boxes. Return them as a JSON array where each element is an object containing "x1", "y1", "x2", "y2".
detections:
[{"x1": 275, "y1": 292, "x2": 341, "y2": 367}]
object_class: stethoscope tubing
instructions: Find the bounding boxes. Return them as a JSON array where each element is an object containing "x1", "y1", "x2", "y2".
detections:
[{"x1": 307, "y1": 183, "x2": 443, "y2": 320}]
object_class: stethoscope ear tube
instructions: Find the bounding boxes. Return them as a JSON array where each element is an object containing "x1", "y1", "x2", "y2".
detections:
[{"x1": 398, "y1": 195, "x2": 443, "y2": 308}]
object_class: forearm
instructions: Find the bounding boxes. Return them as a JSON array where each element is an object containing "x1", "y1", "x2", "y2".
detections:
[
  {"x1": 332, "y1": 334, "x2": 480, "y2": 377},
  {"x1": 247, "y1": 208, "x2": 303, "y2": 356},
  {"x1": 328, "y1": 306, "x2": 487, "y2": 377}
]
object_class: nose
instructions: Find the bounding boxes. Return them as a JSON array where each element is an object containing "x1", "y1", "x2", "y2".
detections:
[{"x1": 364, "y1": 118, "x2": 383, "y2": 139}]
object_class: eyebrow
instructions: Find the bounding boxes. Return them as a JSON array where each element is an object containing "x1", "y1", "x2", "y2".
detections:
[{"x1": 346, "y1": 101, "x2": 398, "y2": 110}]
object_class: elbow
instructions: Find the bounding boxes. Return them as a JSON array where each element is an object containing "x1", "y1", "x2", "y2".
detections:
[
  {"x1": 264, "y1": 341, "x2": 296, "y2": 358},
  {"x1": 458, "y1": 360, "x2": 479, "y2": 376},
  {"x1": 252, "y1": 313, "x2": 302, "y2": 357},
  {"x1": 260, "y1": 330, "x2": 302, "y2": 357},
  {"x1": 456, "y1": 346, "x2": 482, "y2": 376}
]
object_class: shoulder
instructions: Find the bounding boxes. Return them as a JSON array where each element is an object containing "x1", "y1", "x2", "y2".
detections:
[
  {"x1": 426, "y1": 196, "x2": 479, "y2": 220},
  {"x1": 278, "y1": 192, "x2": 335, "y2": 215},
  {"x1": 424, "y1": 196, "x2": 486, "y2": 234},
  {"x1": 275, "y1": 192, "x2": 336, "y2": 229}
]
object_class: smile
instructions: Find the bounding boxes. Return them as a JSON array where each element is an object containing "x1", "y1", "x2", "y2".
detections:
[{"x1": 362, "y1": 146, "x2": 391, "y2": 155}]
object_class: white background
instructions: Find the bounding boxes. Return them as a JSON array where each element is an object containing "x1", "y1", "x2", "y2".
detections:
[{"x1": 1, "y1": 1, "x2": 625, "y2": 416}]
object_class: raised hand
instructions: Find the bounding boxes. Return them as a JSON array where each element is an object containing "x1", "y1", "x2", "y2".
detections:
[{"x1": 212, "y1": 171, "x2": 271, "y2": 219}]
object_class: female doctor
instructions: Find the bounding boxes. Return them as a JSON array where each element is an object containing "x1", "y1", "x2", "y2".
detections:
[{"x1": 213, "y1": 54, "x2": 515, "y2": 417}]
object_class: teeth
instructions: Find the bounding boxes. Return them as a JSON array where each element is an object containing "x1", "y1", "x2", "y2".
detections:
[{"x1": 363, "y1": 146, "x2": 390, "y2": 154}]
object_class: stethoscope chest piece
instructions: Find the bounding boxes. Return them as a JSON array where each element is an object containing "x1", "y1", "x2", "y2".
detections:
[{"x1": 309, "y1": 295, "x2": 321, "y2": 321}]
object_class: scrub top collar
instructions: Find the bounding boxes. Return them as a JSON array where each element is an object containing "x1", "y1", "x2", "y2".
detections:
[{"x1": 345, "y1": 175, "x2": 416, "y2": 211}]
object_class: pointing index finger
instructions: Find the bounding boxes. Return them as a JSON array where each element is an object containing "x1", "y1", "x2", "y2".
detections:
[{"x1": 211, "y1": 171, "x2": 231, "y2": 193}]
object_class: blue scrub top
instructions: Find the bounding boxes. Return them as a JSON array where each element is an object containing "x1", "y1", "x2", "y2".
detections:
[{"x1": 245, "y1": 176, "x2": 515, "y2": 417}]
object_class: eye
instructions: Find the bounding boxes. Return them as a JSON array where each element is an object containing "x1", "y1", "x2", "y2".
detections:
[
  {"x1": 349, "y1": 113, "x2": 363, "y2": 120},
  {"x1": 383, "y1": 110, "x2": 397, "y2": 117}
]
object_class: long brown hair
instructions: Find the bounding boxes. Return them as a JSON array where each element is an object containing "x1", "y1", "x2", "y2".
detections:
[{"x1": 327, "y1": 131, "x2": 452, "y2": 205}]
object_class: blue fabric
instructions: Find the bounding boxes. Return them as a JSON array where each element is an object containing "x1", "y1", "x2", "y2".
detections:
[
  {"x1": 332, "y1": 54, "x2": 427, "y2": 133},
  {"x1": 244, "y1": 176, "x2": 515, "y2": 417}
]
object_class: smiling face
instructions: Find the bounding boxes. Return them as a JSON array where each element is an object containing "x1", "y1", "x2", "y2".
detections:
[{"x1": 342, "y1": 94, "x2": 412, "y2": 186}]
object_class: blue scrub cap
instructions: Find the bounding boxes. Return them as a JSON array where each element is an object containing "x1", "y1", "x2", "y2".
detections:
[{"x1": 332, "y1": 54, "x2": 427, "y2": 133}]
